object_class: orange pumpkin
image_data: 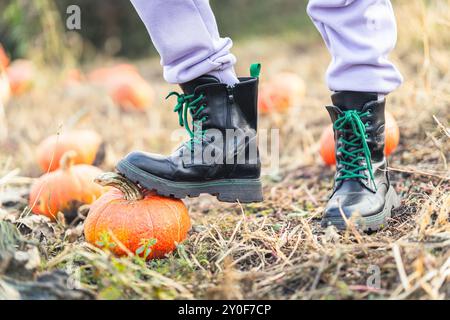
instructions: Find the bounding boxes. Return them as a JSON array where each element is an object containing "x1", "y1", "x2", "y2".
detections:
[
  {"x1": 258, "y1": 84, "x2": 277, "y2": 114},
  {"x1": 88, "y1": 64, "x2": 154, "y2": 111},
  {"x1": 384, "y1": 111, "x2": 400, "y2": 156},
  {"x1": 0, "y1": 45, "x2": 9, "y2": 69},
  {"x1": 63, "y1": 68, "x2": 84, "y2": 87},
  {"x1": 0, "y1": 66, "x2": 10, "y2": 105},
  {"x1": 6, "y1": 59, "x2": 34, "y2": 95},
  {"x1": 88, "y1": 64, "x2": 137, "y2": 81},
  {"x1": 258, "y1": 72, "x2": 305, "y2": 114},
  {"x1": 36, "y1": 130, "x2": 105, "y2": 172},
  {"x1": 29, "y1": 151, "x2": 107, "y2": 222},
  {"x1": 319, "y1": 124, "x2": 336, "y2": 166},
  {"x1": 84, "y1": 173, "x2": 191, "y2": 260},
  {"x1": 319, "y1": 111, "x2": 400, "y2": 166},
  {"x1": 111, "y1": 78, "x2": 154, "y2": 111}
]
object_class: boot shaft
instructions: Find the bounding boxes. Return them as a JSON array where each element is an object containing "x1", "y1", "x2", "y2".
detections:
[
  {"x1": 180, "y1": 76, "x2": 259, "y2": 133},
  {"x1": 328, "y1": 91, "x2": 386, "y2": 162},
  {"x1": 326, "y1": 91, "x2": 388, "y2": 192},
  {"x1": 116, "y1": 69, "x2": 263, "y2": 203},
  {"x1": 322, "y1": 92, "x2": 400, "y2": 231},
  {"x1": 175, "y1": 74, "x2": 260, "y2": 172}
]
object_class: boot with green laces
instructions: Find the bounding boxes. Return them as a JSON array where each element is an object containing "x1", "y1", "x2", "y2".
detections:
[
  {"x1": 116, "y1": 64, "x2": 263, "y2": 203},
  {"x1": 322, "y1": 91, "x2": 401, "y2": 231}
]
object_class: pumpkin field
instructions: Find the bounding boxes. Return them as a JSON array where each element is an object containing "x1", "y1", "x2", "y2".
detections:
[{"x1": 0, "y1": 0, "x2": 449, "y2": 300}]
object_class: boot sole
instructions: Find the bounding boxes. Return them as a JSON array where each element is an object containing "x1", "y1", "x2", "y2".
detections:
[
  {"x1": 321, "y1": 187, "x2": 401, "y2": 232},
  {"x1": 116, "y1": 159, "x2": 263, "y2": 203}
]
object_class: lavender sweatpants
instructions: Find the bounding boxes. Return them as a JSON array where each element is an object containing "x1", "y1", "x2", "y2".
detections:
[{"x1": 131, "y1": 0, "x2": 403, "y2": 94}]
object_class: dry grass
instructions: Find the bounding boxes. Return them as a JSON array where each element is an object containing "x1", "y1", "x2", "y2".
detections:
[{"x1": 0, "y1": 0, "x2": 449, "y2": 299}]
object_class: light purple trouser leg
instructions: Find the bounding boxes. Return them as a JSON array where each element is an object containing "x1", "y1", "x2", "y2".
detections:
[
  {"x1": 130, "y1": 0, "x2": 239, "y2": 86},
  {"x1": 307, "y1": 0, "x2": 403, "y2": 94},
  {"x1": 131, "y1": 0, "x2": 403, "y2": 93}
]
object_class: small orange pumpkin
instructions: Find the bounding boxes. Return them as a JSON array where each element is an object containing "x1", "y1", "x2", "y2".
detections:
[
  {"x1": 6, "y1": 59, "x2": 34, "y2": 95},
  {"x1": 88, "y1": 64, "x2": 154, "y2": 111},
  {"x1": 258, "y1": 72, "x2": 305, "y2": 114},
  {"x1": 36, "y1": 130, "x2": 105, "y2": 172},
  {"x1": 84, "y1": 173, "x2": 191, "y2": 260},
  {"x1": 29, "y1": 151, "x2": 107, "y2": 222},
  {"x1": 319, "y1": 111, "x2": 400, "y2": 166},
  {"x1": 0, "y1": 44, "x2": 9, "y2": 69}
]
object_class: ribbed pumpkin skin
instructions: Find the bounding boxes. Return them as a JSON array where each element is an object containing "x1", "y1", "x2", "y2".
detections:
[
  {"x1": 84, "y1": 190, "x2": 191, "y2": 259},
  {"x1": 319, "y1": 111, "x2": 400, "y2": 166},
  {"x1": 36, "y1": 130, "x2": 103, "y2": 172},
  {"x1": 29, "y1": 164, "x2": 106, "y2": 220}
]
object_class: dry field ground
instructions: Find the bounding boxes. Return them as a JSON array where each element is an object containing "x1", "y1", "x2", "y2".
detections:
[{"x1": 0, "y1": 0, "x2": 449, "y2": 299}]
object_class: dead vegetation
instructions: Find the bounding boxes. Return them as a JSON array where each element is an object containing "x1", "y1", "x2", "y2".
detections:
[{"x1": 0, "y1": 0, "x2": 449, "y2": 299}]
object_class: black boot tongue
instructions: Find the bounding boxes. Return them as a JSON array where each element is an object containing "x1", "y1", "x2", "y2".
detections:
[
  {"x1": 331, "y1": 91, "x2": 378, "y2": 111},
  {"x1": 180, "y1": 75, "x2": 220, "y2": 95}
]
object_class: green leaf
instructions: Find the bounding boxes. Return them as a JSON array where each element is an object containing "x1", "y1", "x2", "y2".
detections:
[
  {"x1": 135, "y1": 246, "x2": 145, "y2": 255},
  {"x1": 144, "y1": 248, "x2": 152, "y2": 259}
]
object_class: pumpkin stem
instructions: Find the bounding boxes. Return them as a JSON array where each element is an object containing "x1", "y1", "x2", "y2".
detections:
[
  {"x1": 60, "y1": 150, "x2": 77, "y2": 170},
  {"x1": 94, "y1": 172, "x2": 144, "y2": 201}
]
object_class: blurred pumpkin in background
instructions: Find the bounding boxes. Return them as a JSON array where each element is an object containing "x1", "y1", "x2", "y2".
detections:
[
  {"x1": 384, "y1": 111, "x2": 400, "y2": 156},
  {"x1": 84, "y1": 173, "x2": 191, "y2": 260},
  {"x1": 0, "y1": 66, "x2": 11, "y2": 106},
  {"x1": 319, "y1": 111, "x2": 400, "y2": 166},
  {"x1": 319, "y1": 124, "x2": 336, "y2": 166},
  {"x1": 258, "y1": 84, "x2": 278, "y2": 114},
  {"x1": 0, "y1": 44, "x2": 10, "y2": 69},
  {"x1": 258, "y1": 72, "x2": 305, "y2": 114},
  {"x1": 6, "y1": 59, "x2": 35, "y2": 95},
  {"x1": 29, "y1": 151, "x2": 107, "y2": 222},
  {"x1": 63, "y1": 68, "x2": 84, "y2": 87},
  {"x1": 269, "y1": 72, "x2": 305, "y2": 109},
  {"x1": 36, "y1": 130, "x2": 105, "y2": 172},
  {"x1": 88, "y1": 64, "x2": 154, "y2": 111}
]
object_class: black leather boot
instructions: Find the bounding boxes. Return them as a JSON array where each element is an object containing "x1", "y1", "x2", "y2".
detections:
[
  {"x1": 116, "y1": 66, "x2": 262, "y2": 203},
  {"x1": 322, "y1": 91, "x2": 401, "y2": 231}
]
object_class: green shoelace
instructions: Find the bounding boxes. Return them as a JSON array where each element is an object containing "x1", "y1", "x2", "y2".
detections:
[
  {"x1": 334, "y1": 109, "x2": 376, "y2": 188},
  {"x1": 166, "y1": 92, "x2": 207, "y2": 150}
]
